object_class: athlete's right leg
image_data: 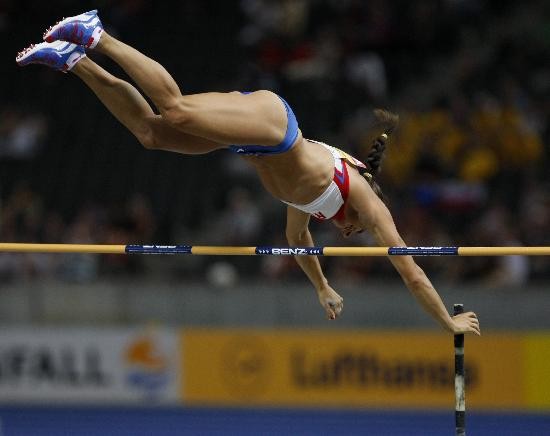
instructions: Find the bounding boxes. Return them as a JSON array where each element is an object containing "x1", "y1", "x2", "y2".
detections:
[
  {"x1": 72, "y1": 57, "x2": 224, "y2": 154},
  {"x1": 43, "y1": 11, "x2": 289, "y2": 146},
  {"x1": 94, "y1": 32, "x2": 288, "y2": 146}
]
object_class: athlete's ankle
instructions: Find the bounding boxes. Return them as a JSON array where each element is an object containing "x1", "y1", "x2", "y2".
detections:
[
  {"x1": 69, "y1": 56, "x2": 90, "y2": 75},
  {"x1": 94, "y1": 31, "x2": 112, "y2": 53}
]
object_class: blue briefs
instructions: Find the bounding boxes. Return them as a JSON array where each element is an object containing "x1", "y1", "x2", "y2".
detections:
[{"x1": 228, "y1": 93, "x2": 299, "y2": 156}]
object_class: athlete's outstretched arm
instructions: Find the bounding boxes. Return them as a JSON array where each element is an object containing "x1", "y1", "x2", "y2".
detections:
[
  {"x1": 349, "y1": 175, "x2": 481, "y2": 335},
  {"x1": 286, "y1": 206, "x2": 344, "y2": 320},
  {"x1": 71, "y1": 57, "x2": 223, "y2": 154}
]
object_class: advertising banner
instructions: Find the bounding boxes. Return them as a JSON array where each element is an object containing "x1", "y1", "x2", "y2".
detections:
[
  {"x1": 182, "y1": 329, "x2": 525, "y2": 409},
  {"x1": 2, "y1": 327, "x2": 548, "y2": 410},
  {"x1": 0, "y1": 327, "x2": 180, "y2": 404}
]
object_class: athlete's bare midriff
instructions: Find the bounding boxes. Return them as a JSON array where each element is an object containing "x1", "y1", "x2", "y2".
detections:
[{"x1": 242, "y1": 134, "x2": 335, "y2": 204}]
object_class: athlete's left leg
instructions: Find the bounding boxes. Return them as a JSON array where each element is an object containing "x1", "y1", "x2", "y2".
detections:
[
  {"x1": 16, "y1": 42, "x2": 223, "y2": 155},
  {"x1": 94, "y1": 32, "x2": 289, "y2": 147},
  {"x1": 72, "y1": 57, "x2": 224, "y2": 154}
]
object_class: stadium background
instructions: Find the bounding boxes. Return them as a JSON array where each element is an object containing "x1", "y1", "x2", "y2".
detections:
[{"x1": 1, "y1": 0, "x2": 550, "y2": 434}]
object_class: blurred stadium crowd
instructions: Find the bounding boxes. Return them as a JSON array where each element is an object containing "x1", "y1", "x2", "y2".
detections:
[{"x1": 2, "y1": 0, "x2": 550, "y2": 286}]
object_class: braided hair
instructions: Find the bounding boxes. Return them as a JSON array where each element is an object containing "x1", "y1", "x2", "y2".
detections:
[{"x1": 362, "y1": 109, "x2": 399, "y2": 201}]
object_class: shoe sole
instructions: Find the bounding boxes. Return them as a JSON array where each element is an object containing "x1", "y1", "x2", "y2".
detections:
[{"x1": 16, "y1": 41, "x2": 85, "y2": 71}]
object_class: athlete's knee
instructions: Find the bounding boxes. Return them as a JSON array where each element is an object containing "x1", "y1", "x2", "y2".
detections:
[
  {"x1": 137, "y1": 130, "x2": 157, "y2": 150},
  {"x1": 135, "y1": 117, "x2": 158, "y2": 150},
  {"x1": 158, "y1": 97, "x2": 193, "y2": 127},
  {"x1": 139, "y1": 132, "x2": 157, "y2": 150}
]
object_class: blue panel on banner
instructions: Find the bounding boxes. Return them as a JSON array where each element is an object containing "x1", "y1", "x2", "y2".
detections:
[
  {"x1": 388, "y1": 247, "x2": 459, "y2": 256},
  {"x1": 125, "y1": 245, "x2": 192, "y2": 254},
  {"x1": 255, "y1": 247, "x2": 324, "y2": 256}
]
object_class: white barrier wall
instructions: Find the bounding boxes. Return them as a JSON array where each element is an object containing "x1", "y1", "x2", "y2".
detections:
[{"x1": 1, "y1": 280, "x2": 550, "y2": 328}]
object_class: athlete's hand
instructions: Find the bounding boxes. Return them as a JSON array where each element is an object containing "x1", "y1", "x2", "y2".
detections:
[
  {"x1": 317, "y1": 285, "x2": 344, "y2": 320},
  {"x1": 451, "y1": 311, "x2": 481, "y2": 336}
]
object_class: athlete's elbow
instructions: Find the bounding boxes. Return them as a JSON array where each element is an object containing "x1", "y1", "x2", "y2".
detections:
[
  {"x1": 135, "y1": 119, "x2": 159, "y2": 150},
  {"x1": 137, "y1": 132, "x2": 157, "y2": 150},
  {"x1": 286, "y1": 228, "x2": 308, "y2": 245},
  {"x1": 285, "y1": 232, "x2": 299, "y2": 245}
]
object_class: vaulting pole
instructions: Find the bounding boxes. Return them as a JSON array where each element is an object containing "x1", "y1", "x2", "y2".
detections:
[{"x1": 454, "y1": 303, "x2": 466, "y2": 436}]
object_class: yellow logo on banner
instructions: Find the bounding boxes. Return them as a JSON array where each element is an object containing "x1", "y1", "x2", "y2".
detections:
[
  {"x1": 181, "y1": 329, "x2": 524, "y2": 409},
  {"x1": 219, "y1": 336, "x2": 271, "y2": 398}
]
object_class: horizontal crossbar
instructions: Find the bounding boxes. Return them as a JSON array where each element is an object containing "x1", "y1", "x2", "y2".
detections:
[{"x1": 0, "y1": 243, "x2": 549, "y2": 256}]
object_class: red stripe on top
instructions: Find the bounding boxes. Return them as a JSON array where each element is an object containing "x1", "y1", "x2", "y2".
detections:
[{"x1": 331, "y1": 161, "x2": 350, "y2": 221}]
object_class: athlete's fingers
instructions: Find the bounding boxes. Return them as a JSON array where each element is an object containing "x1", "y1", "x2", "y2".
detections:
[
  {"x1": 328, "y1": 300, "x2": 344, "y2": 318},
  {"x1": 330, "y1": 300, "x2": 343, "y2": 313},
  {"x1": 326, "y1": 305, "x2": 336, "y2": 320},
  {"x1": 470, "y1": 321, "x2": 481, "y2": 336},
  {"x1": 468, "y1": 315, "x2": 479, "y2": 324},
  {"x1": 474, "y1": 320, "x2": 481, "y2": 333},
  {"x1": 470, "y1": 315, "x2": 480, "y2": 332},
  {"x1": 327, "y1": 304, "x2": 341, "y2": 319}
]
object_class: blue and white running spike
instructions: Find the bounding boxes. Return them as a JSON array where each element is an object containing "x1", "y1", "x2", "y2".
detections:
[
  {"x1": 43, "y1": 9, "x2": 103, "y2": 49},
  {"x1": 16, "y1": 41, "x2": 86, "y2": 72}
]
